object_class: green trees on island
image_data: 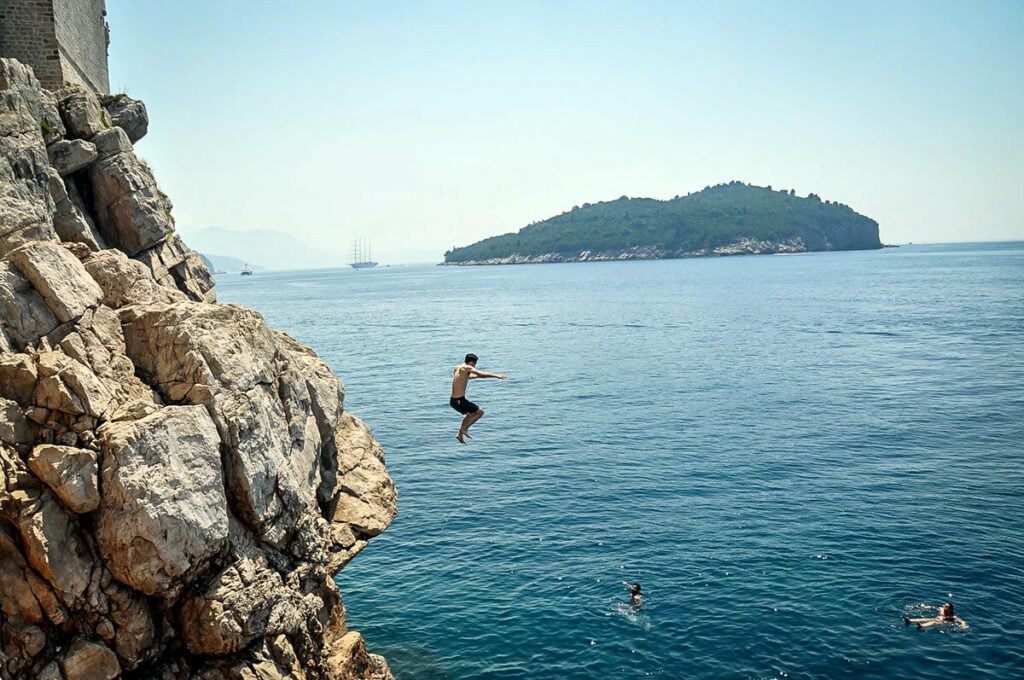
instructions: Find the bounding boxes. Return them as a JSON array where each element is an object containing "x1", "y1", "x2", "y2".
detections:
[{"x1": 444, "y1": 182, "x2": 881, "y2": 263}]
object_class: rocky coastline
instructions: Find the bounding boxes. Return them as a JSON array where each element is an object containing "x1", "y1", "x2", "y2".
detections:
[
  {"x1": 443, "y1": 237, "x2": 810, "y2": 265},
  {"x1": 0, "y1": 58, "x2": 396, "y2": 679}
]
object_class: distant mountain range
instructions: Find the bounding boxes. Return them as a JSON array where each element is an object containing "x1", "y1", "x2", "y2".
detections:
[
  {"x1": 444, "y1": 182, "x2": 882, "y2": 265},
  {"x1": 179, "y1": 226, "x2": 345, "y2": 271}
]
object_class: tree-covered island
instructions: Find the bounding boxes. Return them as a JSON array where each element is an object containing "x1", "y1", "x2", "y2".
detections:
[{"x1": 443, "y1": 182, "x2": 882, "y2": 265}]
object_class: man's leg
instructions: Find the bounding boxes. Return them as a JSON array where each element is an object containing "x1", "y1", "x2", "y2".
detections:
[
  {"x1": 456, "y1": 408, "x2": 484, "y2": 443},
  {"x1": 465, "y1": 408, "x2": 484, "y2": 433}
]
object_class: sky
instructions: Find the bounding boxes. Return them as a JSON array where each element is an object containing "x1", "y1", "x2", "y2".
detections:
[{"x1": 107, "y1": 1, "x2": 1024, "y2": 263}]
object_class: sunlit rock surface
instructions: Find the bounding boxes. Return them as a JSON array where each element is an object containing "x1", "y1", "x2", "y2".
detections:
[{"x1": 0, "y1": 58, "x2": 396, "y2": 679}]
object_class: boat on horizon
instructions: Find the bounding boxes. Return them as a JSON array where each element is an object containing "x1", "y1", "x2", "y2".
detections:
[
  {"x1": 241, "y1": 263, "x2": 253, "y2": 276},
  {"x1": 351, "y1": 238, "x2": 378, "y2": 269}
]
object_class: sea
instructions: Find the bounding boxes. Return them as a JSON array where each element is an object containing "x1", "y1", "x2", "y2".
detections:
[{"x1": 215, "y1": 242, "x2": 1024, "y2": 679}]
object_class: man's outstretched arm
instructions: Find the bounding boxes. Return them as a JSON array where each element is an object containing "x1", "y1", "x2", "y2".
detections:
[{"x1": 469, "y1": 368, "x2": 508, "y2": 380}]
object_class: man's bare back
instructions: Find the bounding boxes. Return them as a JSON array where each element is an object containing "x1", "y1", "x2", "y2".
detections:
[{"x1": 449, "y1": 353, "x2": 507, "y2": 444}]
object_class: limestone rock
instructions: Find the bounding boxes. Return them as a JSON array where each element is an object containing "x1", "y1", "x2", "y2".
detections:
[
  {"x1": 48, "y1": 168, "x2": 105, "y2": 250},
  {"x1": 102, "y1": 94, "x2": 148, "y2": 143},
  {"x1": 274, "y1": 330, "x2": 345, "y2": 507},
  {"x1": 0, "y1": 525, "x2": 52, "y2": 643},
  {"x1": 0, "y1": 57, "x2": 394, "y2": 678},
  {"x1": 52, "y1": 305, "x2": 160, "y2": 414},
  {"x1": 134, "y1": 233, "x2": 216, "y2": 303},
  {"x1": 179, "y1": 547, "x2": 303, "y2": 655},
  {"x1": 60, "y1": 638, "x2": 120, "y2": 680},
  {"x1": 57, "y1": 87, "x2": 111, "y2": 140},
  {"x1": 324, "y1": 413, "x2": 397, "y2": 573},
  {"x1": 47, "y1": 139, "x2": 98, "y2": 176},
  {"x1": 121, "y1": 303, "x2": 322, "y2": 546},
  {"x1": 175, "y1": 250, "x2": 217, "y2": 303},
  {"x1": 0, "y1": 397, "x2": 33, "y2": 445},
  {"x1": 6, "y1": 241, "x2": 103, "y2": 323},
  {"x1": 333, "y1": 414, "x2": 397, "y2": 539},
  {"x1": 27, "y1": 444, "x2": 100, "y2": 513},
  {"x1": 0, "y1": 261, "x2": 60, "y2": 350},
  {"x1": 86, "y1": 145, "x2": 174, "y2": 256},
  {"x1": 14, "y1": 487, "x2": 94, "y2": 605},
  {"x1": 37, "y1": 89, "x2": 67, "y2": 146},
  {"x1": 97, "y1": 405, "x2": 229, "y2": 596},
  {"x1": 325, "y1": 632, "x2": 395, "y2": 680},
  {"x1": 84, "y1": 248, "x2": 185, "y2": 308},
  {"x1": 0, "y1": 353, "x2": 38, "y2": 404},
  {"x1": 34, "y1": 350, "x2": 113, "y2": 418},
  {"x1": 63, "y1": 173, "x2": 95, "y2": 227},
  {"x1": 0, "y1": 58, "x2": 41, "y2": 92},
  {"x1": 0, "y1": 59, "x2": 63, "y2": 146},
  {"x1": 91, "y1": 126, "x2": 132, "y2": 160},
  {"x1": 103, "y1": 580, "x2": 156, "y2": 670},
  {"x1": 0, "y1": 89, "x2": 57, "y2": 257}
]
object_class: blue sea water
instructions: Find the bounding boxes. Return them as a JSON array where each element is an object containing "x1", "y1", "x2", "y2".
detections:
[{"x1": 215, "y1": 242, "x2": 1024, "y2": 679}]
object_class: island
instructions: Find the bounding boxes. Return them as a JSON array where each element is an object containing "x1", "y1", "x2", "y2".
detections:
[{"x1": 443, "y1": 182, "x2": 882, "y2": 265}]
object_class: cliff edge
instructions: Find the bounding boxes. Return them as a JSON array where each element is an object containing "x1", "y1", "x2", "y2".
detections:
[{"x1": 0, "y1": 59, "x2": 397, "y2": 679}]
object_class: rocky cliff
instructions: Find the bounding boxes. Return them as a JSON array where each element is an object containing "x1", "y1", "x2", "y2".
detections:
[{"x1": 0, "y1": 59, "x2": 397, "y2": 679}]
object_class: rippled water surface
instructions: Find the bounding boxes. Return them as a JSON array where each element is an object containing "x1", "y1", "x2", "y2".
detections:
[{"x1": 216, "y1": 242, "x2": 1024, "y2": 679}]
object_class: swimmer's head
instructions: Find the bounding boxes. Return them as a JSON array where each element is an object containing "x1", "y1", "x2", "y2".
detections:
[
  {"x1": 942, "y1": 602, "x2": 955, "y2": 615},
  {"x1": 465, "y1": 353, "x2": 478, "y2": 365},
  {"x1": 631, "y1": 583, "x2": 641, "y2": 594}
]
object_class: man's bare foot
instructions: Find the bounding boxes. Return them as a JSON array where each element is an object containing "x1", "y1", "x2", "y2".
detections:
[{"x1": 456, "y1": 431, "x2": 467, "y2": 444}]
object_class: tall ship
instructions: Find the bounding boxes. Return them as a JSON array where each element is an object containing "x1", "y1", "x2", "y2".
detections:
[{"x1": 351, "y1": 238, "x2": 378, "y2": 269}]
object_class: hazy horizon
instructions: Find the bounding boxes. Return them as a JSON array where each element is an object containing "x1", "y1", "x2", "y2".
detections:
[
  {"x1": 108, "y1": 1, "x2": 1024, "y2": 265},
  {"x1": 187, "y1": 223, "x2": 1024, "y2": 272}
]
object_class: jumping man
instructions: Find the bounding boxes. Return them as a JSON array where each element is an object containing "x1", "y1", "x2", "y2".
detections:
[{"x1": 450, "y1": 353, "x2": 507, "y2": 444}]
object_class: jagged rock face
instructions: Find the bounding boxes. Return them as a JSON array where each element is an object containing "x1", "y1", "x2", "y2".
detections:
[
  {"x1": 100, "y1": 95, "x2": 148, "y2": 144},
  {"x1": 0, "y1": 58, "x2": 396, "y2": 679}
]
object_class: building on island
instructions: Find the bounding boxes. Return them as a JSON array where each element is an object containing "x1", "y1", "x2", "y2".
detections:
[{"x1": 0, "y1": 0, "x2": 110, "y2": 93}]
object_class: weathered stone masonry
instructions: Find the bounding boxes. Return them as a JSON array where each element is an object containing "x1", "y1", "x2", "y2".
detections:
[{"x1": 0, "y1": 0, "x2": 109, "y2": 93}]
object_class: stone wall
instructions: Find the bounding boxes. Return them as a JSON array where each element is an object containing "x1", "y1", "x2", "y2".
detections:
[
  {"x1": 51, "y1": 0, "x2": 109, "y2": 93},
  {"x1": 0, "y1": 0, "x2": 109, "y2": 93},
  {"x1": 0, "y1": 0, "x2": 63, "y2": 90}
]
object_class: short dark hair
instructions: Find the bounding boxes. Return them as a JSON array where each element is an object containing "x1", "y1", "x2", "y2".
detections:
[{"x1": 465, "y1": 353, "x2": 478, "y2": 364}]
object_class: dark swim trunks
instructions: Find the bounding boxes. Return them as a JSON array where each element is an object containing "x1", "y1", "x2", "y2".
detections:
[{"x1": 450, "y1": 396, "x2": 479, "y2": 415}]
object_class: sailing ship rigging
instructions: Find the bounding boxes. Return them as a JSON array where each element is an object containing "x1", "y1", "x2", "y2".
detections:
[{"x1": 351, "y1": 238, "x2": 378, "y2": 269}]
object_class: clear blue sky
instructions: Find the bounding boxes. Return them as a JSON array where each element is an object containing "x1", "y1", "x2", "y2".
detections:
[{"x1": 108, "y1": 1, "x2": 1024, "y2": 262}]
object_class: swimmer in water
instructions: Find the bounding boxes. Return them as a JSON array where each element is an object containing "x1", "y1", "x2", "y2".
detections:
[
  {"x1": 904, "y1": 602, "x2": 968, "y2": 629},
  {"x1": 622, "y1": 581, "x2": 643, "y2": 608},
  {"x1": 450, "y1": 353, "x2": 507, "y2": 444}
]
